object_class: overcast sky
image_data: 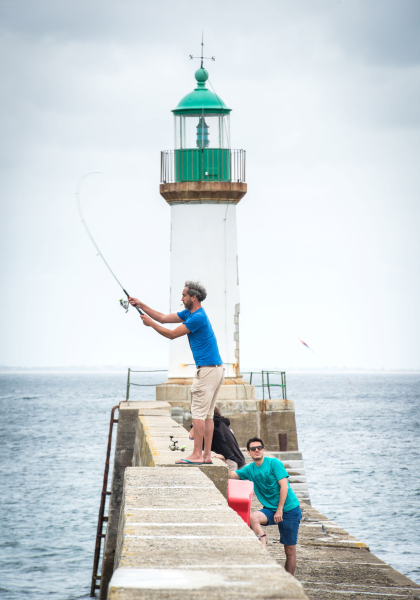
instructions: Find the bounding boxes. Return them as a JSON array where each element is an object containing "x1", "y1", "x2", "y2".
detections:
[{"x1": 0, "y1": 0, "x2": 419, "y2": 370}]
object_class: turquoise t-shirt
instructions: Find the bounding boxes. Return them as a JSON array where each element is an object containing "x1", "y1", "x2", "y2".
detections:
[
  {"x1": 236, "y1": 456, "x2": 300, "y2": 512},
  {"x1": 177, "y1": 308, "x2": 222, "y2": 367}
]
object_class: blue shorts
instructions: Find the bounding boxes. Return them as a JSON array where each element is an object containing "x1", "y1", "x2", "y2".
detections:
[{"x1": 260, "y1": 505, "x2": 302, "y2": 546}]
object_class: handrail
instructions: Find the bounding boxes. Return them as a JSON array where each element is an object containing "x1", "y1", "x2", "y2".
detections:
[
  {"x1": 90, "y1": 405, "x2": 119, "y2": 596},
  {"x1": 184, "y1": 363, "x2": 236, "y2": 366},
  {"x1": 125, "y1": 368, "x2": 286, "y2": 401},
  {"x1": 128, "y1": 370, "x2": 168, "y2": 372},
  {"x1": 242, "y1": 371, "x2": 287, "y2": 400},
  {"x1": 126, "y1": 368, "x2": 168, "y2": 402}
]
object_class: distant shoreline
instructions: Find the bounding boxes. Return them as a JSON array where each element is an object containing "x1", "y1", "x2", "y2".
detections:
[{"x1": 1, "y1": 368, "x2": 419, "y2": 375}]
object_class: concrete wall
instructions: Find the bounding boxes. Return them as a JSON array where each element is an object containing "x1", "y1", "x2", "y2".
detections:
[
  {"x1": 131, "y1": 411, "x2": 229, "y2": 499},
  {"x1": 100, "y1": 398, "x2": 420, "y2": 600},
  {"x1": 108, "y1": 467, "x2": 308, "y2": 600},
  {"x1": 156, "y1": 380, "x2": 255, "y2": 402},
  {"x1": 160, "y1": 396, "x2": 299, "y2": 451},
  {"x1": 99, "y1": 402, "x2": 172, "y2": 600},
  {"x1": 100, "y1": 398, "x2": 305, "y2": 598}
]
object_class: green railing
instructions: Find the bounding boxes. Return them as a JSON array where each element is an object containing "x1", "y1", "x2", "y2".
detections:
[
  {"x1": 126, "y1": 368, "x2": 168, "y2": 402},
  {"x1": 161, "y1": 149, "x2": 245, "y2": 183},
  {"x1": 125, "y1": 368, "x2": 287, "y2": 402},
  {"x1": 241, "y1": 371, "x2": 287, "y2": 400}
]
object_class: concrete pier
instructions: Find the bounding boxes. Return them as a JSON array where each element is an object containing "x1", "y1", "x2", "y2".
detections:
[
  {"x1": 100, "y1": 402, "x2": 173, "y2": 600},
  {"x1": 159, "y1": 389, "x2": 300, "y2": 451},
  {"x1": 131, "y1": 411, "x2": 228, "y2": 498},
  {"x1": 100, "y1": 402, "x2": 228, "y2": 598},
  {"x1": 109, "y1": 467, "x2": 308, "y2": 600},
  {"x1": 99, "y1": 400, "x2": 420, "y2": 600},
  {"x1": 264, "y1": 498, "x2": 420, "y2": 599}
]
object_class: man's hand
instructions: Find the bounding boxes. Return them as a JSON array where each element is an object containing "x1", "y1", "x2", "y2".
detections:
[
  {"x1": 274, "y1": 509, "x2": 283, "y2": 523},
  {"x1": 128, "y1": 296, "x2": 140, "y2": 307},
  {"x1": 212, "y1": 453, "x2": 226, "y2": 462},
  {"x1": 141, "y1": 315, "x2": 153, "y2": 327}
]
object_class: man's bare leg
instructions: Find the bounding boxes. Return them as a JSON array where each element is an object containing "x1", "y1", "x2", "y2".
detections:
[
  {"x1": 203, "y1": 418, "x2": 214, "y2": 463},
  {"x1": 284, "y1": 545, "x2": 297, "y2": 575},
  {"x1": 250, "y1": 511, "x2": 269, "y2": 550},
  {"x1": 180, "y1": 418, "x2": 205, "y2": 462}
]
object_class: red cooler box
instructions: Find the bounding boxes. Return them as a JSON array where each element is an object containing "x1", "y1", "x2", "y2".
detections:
[{"x1": 228, "y1": 479, "x2": 254, "y2": 526}]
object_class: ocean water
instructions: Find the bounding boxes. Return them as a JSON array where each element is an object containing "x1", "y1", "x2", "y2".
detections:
[{"x1": 0, "y1": 372, "x2": 419, "y2": 599}]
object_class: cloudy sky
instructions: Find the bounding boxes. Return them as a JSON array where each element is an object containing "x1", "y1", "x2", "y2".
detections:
[{"x1": 0, "y1": 0, "x2": 419, "y2": 370}]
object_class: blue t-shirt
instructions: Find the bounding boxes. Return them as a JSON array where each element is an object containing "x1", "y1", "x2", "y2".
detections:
[
  {"x1": 177, "y1": 308, "x2": 222, "y2": 367},
  {"x1": 236, "y1": 457, "x2": 300, "y2": 512}
]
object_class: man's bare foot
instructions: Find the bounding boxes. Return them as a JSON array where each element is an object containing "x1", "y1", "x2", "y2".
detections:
[{"x1": 180, "y1": 454, "x2": 204, "y2": 463}]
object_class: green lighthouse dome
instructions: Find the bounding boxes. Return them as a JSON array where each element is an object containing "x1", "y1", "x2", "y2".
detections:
[{"x1": 172, "y1": 67, "x2": 231, "y2": 115}]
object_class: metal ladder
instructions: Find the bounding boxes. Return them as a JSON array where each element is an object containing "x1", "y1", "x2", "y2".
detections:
[{"x1": 90, "y1": 405, "x2": 119, "y2": 597}]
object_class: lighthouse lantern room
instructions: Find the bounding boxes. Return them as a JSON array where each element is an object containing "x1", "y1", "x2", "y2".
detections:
[{"x1": 172, "y1": 67, "x2": 231, "y2": 182}]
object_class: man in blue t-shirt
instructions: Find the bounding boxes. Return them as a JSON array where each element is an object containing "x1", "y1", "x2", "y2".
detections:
[
  {"x1": 128, "y1": 280, "x2": 223, "y2": 466},
  {"x1": 228, "y1": 437, "x2": 302, "y2": 575}
]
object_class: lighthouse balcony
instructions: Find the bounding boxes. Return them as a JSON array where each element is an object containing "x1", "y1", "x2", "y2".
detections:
[{"x1": 161, "y1": 148, "x2": 246, "y2": 184}]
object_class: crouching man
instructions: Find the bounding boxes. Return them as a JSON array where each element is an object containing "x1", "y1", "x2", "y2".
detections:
[{"x1": 228, "y1": 437, "x2": 302, "y2": 575}]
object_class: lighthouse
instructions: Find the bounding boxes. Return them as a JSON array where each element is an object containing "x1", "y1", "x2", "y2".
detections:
[{"x1": 157, "y1": 55, "x2": 255, "y2": 406}]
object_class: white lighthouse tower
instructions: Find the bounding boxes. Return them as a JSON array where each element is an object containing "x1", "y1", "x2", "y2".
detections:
[{"x1": 157, "y1": 57, "x2": 254, "y2": 402}]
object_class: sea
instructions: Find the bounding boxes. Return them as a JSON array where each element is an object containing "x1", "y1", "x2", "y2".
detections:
[{"x1": 0, "y1": 371, "x2": 419, "y2": 599}]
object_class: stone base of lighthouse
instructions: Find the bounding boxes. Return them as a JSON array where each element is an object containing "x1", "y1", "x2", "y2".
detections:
[
  {"x1": 156, "y1": 380, "x2": 299, "y2": 452},
  {"x1": 156, "y1": 377, "x2": 255, "y2": 402}
]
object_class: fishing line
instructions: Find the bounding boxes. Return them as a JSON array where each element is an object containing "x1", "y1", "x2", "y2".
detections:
[{"x1": 75, "y1": 172, "x2": 144, "y2": 315}]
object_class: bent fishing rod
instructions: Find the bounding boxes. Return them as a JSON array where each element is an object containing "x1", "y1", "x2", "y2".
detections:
[{"x1": 75, "y1": 172, "x2": 144, "y2": 316}]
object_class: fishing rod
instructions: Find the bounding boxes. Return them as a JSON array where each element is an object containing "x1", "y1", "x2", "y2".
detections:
[{"x1": 75, "y1": 172, "x2": 144, "y2": 316}]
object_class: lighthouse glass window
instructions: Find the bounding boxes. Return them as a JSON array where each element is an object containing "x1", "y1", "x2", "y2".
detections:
[{"x1": 174, "y1": 114, "x2": 230, "y2": 150}]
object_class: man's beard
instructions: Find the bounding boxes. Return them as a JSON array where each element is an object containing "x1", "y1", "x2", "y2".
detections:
[{"x1": 184, "y1": 298, "x2": 193, "y2": 311}]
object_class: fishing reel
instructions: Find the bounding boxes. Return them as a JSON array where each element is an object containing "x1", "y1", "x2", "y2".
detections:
[
  {"x1": 169, "y1": 435, "x2": 186, "y2": 452},
  {"x1": 120, "y1": 299, "x2": 130, "y2": 313}
]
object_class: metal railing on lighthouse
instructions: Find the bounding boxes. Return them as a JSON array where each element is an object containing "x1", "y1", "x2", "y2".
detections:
[{"x1": 160, "y1": 149, "x2": 246, "y2": 184}]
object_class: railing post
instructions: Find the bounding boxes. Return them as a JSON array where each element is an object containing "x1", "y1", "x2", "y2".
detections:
[
  {"x1": 262, "y1": 371, "x2": 264, "y2": 400},
  {"x1": 237, "y1": 150, "x2": 239, "y2": 182},
  {"x1": 267, "y1": 371, "x2": 271, "y2": 399},
  {"x1": 161, "y1": 148, "x2": 244, "y2": 184},
  {"x1": 126, "y1": 368, "x2": 131, "y2": 403}
]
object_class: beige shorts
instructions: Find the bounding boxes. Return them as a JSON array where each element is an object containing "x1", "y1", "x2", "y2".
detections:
[{"x1": 191, "y1": 366, "x2": 225, "y2": 420}]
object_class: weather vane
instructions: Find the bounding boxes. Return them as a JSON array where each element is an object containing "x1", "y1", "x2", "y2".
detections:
[{"x1": 189, "y1": 33, "x2": 215, "y2": 69}]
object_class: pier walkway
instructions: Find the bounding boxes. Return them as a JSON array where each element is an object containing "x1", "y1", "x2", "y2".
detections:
[
  {"x1": 108, "y1": 466, "x2": 307, "y2": 600},
  {"x1": 99, "y1": 401, "x2": 420, "y2": 600},
  {"x1": 262, "y1": 499, "x2": 420, "y2": 599}
]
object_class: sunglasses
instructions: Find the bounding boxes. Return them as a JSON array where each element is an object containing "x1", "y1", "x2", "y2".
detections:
[{"x1": 249, "y1": 445, "x2": 264, "y2": 451}]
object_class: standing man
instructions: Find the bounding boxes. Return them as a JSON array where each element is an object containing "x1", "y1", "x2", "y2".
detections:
[
  {"x1": 228, "y1": 437, "x2": 302, "y2": 575},
  {"x1": 128, "y1": 280, "x2": 224, "y2": 465}
]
